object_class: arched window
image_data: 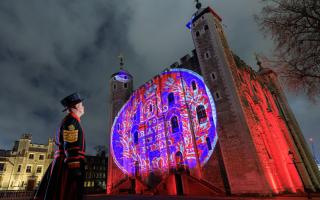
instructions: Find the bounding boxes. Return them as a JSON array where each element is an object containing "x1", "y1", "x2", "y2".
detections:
[
  {"x1": 196, "y1": 105, "x2": 207, "y2": 124},
  {"x1": 191, "y1": 81, "x2": 197, "y2": 90},
  {"x1": 134, "y1": 131, "x2": 138, "y2": 145},
  {"x1": 168, "y1": 93, "x2": 174, "y2": 106},
  {"x1": 175, "y1": 151, "x2": 184, "y2": 170},
  {"x1": 135, "y1": 161, "x2": 140, "y2": 176},
  {"x1": 171, "y1": 116, "x2": 179, "y2": 133},
  {"x1": 206, "y1": 137, "x2": 212, "y2": 150}
]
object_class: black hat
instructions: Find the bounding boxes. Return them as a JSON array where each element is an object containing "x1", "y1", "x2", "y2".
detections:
[{"x1": 60, "y1": 92, "x2": 84, "y2": 112}]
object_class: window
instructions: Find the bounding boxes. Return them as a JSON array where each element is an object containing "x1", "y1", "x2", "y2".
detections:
[
  {"x1": 196, "y1": 105, "x2": 207, "y2": 124},
  {"x1": 175, "y1": 151, "x2": 184, "y2": 169},
  {"x1": 168, "y1": 93, "x2": 174, "y2": 106},
  {"x1": 29, "y1": 154, "x2": 34, "y2": 159},
  {"x1": 211, "y1": 72, "x2": 216, "y2": 80},
  {"x1": 191, "y1": 81, "x2": 197, "y2": 90},
  {"x1": 171, "y1": 116, "x2": 179, "y2": 133},
  {"x1": 196, "y1": 31, "x2": 200, "y2": 37},
  {"x1": 0, "y1": 163, "x2": 4, "y2": 172},
  {"x1": 134, "y1": 131, "x2": 138, "y2": 145},
  {"x1": 124, "y1": 83, "x2": 128, "y2": 88},
  {"x1": 39, "y1": 155, "x2": 44, "y2": 160},
  {"x1": 36, "y1": 166, "x2": 42, "y2": 173},
  {"x1": 206, "y1": 137, "x2": 212, "y2": 150},
  {"x1": 204, "y1": 24, "x2": 209, "y2": 31},
  {"x1": 135, "y1": 161, "x2": 140, "y2": 176},
  {"x1": 252, "y1": 84, "x2": 257, "y2": 92},
  {"x1": 215, "y1": 91, "x2": 221, "y2": 100},
  {"x1": 17, "y1": 165, "x2": 21, "y2": 172},
  {"x1": 26, "y1": 166, "x2": 32, "y2": 173},
  {"x1": 238, "y1": 73, "x2": 244, "y2": 82},
  {"x1": 204, "y1": 51, "x2": 211, "y2": 59},
  {"x1": 113, "y1": 84, "x2": 116, "y2": 89},
  {"x1": 216, "y1": 92, "x2": 220, "y2": 99}
]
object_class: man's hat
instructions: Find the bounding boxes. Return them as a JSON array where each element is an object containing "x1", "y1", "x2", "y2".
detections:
[{"x1": 60, "y1": 92, "x2": 84, "y2": 112}]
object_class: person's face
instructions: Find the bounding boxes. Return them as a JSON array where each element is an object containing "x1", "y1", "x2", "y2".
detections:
[{"x1": 75, "y1": 102, "x2": 85, "y2": 116}]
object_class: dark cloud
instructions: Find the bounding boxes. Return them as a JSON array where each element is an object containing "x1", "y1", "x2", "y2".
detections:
[{"x1": 0, "y1": 0, "x2": 318, "y2": 157}]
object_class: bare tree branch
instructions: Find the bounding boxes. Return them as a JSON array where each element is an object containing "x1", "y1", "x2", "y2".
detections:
[{"x1": 255, "y1": 0, "x2": 320, "y2": 99}]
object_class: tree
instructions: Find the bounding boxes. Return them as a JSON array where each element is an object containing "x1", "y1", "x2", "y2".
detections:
[{"x1": 255, "y1": 0, "x2": 320, "y2": 99}]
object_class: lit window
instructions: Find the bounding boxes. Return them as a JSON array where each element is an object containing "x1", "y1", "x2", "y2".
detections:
[
  {"x1": 171, "y1": 116, "x2": 179, "y2": 133},
  {"x1": 192, "y1": 81, "x2": 197, "y2": 90},
  {"x1": 36, "y1": 166, "x2": 42, "y2": 173},
  {"x1": 196, "y1": 105, "x2": 207, "y2": 124},
  {"x1": 168, "y1": 93, "x2": 174, "y2": 106},
  {"x1": 17, "y1": 165, "x2": 21, "y2": 172},
  {"x1": 39, "y1": 155, "x2": 44, "y2": 160},
  {"x1": 29, "y1": 154, "x2": 34, "y2": 159},
  {"x1": 134, "y1": 131, "x2": 138, "y2": 145},
  {"x1": 26, "y1": 166, "x2": 32, "y2": 173},
  {"x1": 206, "y1": 137, "x2": 212, "y2": 150}
]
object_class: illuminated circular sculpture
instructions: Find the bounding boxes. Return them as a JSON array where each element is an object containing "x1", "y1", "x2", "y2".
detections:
[{"x1": 111, "y1": 68, "x2": 217, "y2": 177}]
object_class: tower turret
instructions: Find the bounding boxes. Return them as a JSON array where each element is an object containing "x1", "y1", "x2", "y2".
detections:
[
  {"x1": 109, "y1": 55, "x2": 133, "y2": 121},
  {"x1": 107, "y1": 55, "x2": 133, "y2": 194}
]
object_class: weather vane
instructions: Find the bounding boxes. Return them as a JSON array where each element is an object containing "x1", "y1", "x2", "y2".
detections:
[
  {"x1": 118, "y1": 54, "x2": 124, "y2": 70},
  {"x1": 195, "y1": 0, "x2": 202, "y2": 10}
]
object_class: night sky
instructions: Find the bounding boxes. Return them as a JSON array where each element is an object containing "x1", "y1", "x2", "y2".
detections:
[{"x1": 0, "y1": 0, "x2": 319, "y2": 157}]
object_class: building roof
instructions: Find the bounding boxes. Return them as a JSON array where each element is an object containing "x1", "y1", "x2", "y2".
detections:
[{"x1": 193, "y1": 6, "x2": 222, "y2": 23}]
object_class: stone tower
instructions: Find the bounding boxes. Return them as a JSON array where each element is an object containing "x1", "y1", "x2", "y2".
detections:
[
  {"x1": 187, "y1": 3, "x2": 320, "y2": 195},
  {"x1": 107, "y1": 57, "x2": 133, "y2": 194}
]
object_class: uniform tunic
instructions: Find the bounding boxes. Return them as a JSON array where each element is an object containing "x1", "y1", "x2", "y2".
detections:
[{"x1": 34, "y1": 112, "x2": 86, "y2": 200}]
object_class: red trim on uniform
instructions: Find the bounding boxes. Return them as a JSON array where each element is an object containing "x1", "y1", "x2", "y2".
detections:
[
  {"x1": 70, "y1": 112, "x2": 81, "y2": 122},
  {"x1": 68, "y1": 146, "x2": 80, "y2": 150},
  {"x1": 68, "y1": 161, "x2": 80, "y2": 168},
  {"x1": 82, "y1": 126, "x2": 85, "y2": 153},
  {"x1": 64, "y1": 156, "x2": 85, "y2": 162}
]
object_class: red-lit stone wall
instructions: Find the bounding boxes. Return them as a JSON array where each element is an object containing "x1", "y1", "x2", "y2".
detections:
[{"x1": 236, "y1": 67, "x2": 304, "y2": 193}]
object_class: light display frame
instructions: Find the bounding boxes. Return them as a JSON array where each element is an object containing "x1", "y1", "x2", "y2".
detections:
[{"x1": 110, "y1": 68, "x2": 218, "y2": 177}]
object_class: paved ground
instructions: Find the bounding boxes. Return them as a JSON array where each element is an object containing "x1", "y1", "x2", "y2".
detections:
[{"x1": 85, "y1": 194, "x2": 320, "y2": 200}]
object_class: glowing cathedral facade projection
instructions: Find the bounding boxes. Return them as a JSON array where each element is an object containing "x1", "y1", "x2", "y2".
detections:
[{"x1": 111, "y1": 69, "x2": 217, "y2": 178}]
